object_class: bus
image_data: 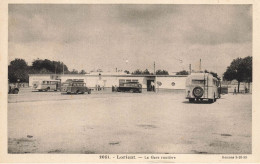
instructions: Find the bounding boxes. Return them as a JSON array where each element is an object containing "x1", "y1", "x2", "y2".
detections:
[
  {"x1": 185, "y1": 73, "x2": 221, "y2": 103},
  {"x1": 116, "y1": 81, "x2": 142, "y2": 93},
  {"x1": 61, "y1": 79, "x2": 91, "y2": 94},
  {"x1": 33, "y1": 80, "x2": 61, "y2": 92}
]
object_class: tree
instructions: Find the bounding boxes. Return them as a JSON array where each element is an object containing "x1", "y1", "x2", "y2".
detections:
[
  {"x1": 124, "y1": 70, "x2": 130, "y2": 74},
  {"x1": 32, "y1": 59, "x2": 69, "y2": 74},
  {"x1": 143, "y1": 69, "x2": 150, "y2": 75},
  {"x1": 240, "y1": 56, "x2": 252, "y2": 92},
  {"x1": 70, "y1": 69, "x2": 79, "y2": 74},
  {"x1": 223, "y1": 56, "x2": 252, "y2": 92},
  {"x1": 79, "y1": 70, "x2": 87, "y2": 74},
  {"x1": 156, "y1": 69, "x2": 169, "y2": 75},
  {"x1": 8, "y1": 58, "x2": 29, "y2": 82},
  {"x1": 132, "y1": 69, "x2": 142, "y2": 75},
  {"x1": 176, "y1": 70, "x2": 189, "y2": 75}
]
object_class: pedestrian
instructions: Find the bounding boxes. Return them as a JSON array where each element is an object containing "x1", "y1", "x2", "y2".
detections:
[
  {"x1": 112, "y1": 85, "x2": 115, "y2": 92},
  {"x1": 233, "y1": 87, "x2": 237, "y2": 95}
]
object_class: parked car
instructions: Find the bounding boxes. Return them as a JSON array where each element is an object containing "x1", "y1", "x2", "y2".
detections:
[
  {"x1": 8, "y1": 81, "x2": 19, "y2": 94},
  {"x1": 61, "y1": 79, "x2": 91, "y2": 94},
  {"x1": 116, "y1": 81, "x2": 142, "y2": 93}
]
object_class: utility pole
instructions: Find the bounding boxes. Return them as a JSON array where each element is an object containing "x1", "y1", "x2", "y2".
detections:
[
  {"x1": 63, "y1": 62, "x2": 64, "y2": 75},
  {"x1": 189, "y1": 64, "x2": 191, "y2": 74},
  {"x1": 199, "y1": 59, "x2": 201, "y2": 72},
  {"x1": 154, "y1": 61, "x2": 155, "y2": 75}
]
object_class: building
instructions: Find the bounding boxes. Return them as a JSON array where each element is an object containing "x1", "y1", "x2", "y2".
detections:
[{"x1": 29, "y1": 73, "x2": 188, "y2": 92}]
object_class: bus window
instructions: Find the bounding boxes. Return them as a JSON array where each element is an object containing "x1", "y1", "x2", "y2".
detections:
[{"x1": 192, "y1": 80, "x2": 205, "y2": 85}]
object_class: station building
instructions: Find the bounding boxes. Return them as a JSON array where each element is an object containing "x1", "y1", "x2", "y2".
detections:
[{"x1": 28, "y1": 73, "x2": 188, "y2": 91}]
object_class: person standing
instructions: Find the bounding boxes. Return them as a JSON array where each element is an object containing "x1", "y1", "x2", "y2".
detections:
[{"x1": 233, "y1": 87, "x2": 237, "y2": 95}]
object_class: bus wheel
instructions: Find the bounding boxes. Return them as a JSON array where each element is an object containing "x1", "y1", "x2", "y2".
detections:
[
  {"x1": 214, "y1": 94, "x2": 216, "y2": 102},
  {"x1": 76, "y1": 90, "x2": 79, "y2": 94},
  {"x1": 189, "y1": 98, "x2": 195, "y2": 103},
  {"x1": 46, "y1": 87, "x2": 50, "y2": 92},
  {"x1": 88, "y1": 90, "x2": 91, "y2": 94}
]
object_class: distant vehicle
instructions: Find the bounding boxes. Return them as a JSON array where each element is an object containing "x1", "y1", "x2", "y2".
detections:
[
  {"x1": 8, "y1": 81, "x2": 19, "y2": 94},
  {"x1": 61, "y1": 79, "x2": 91, "y2": 94},
  {"x1": 33, "y1": 80, "x2": 61, "y2": 92},
  {"x1": 185, "y1": 73, "x2": 221, "y2": 103},
  {"x1": 117, "y1": 81, "x2": 142, "y2": 93}
]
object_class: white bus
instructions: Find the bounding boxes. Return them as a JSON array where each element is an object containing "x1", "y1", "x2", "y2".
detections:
[
  {"x1": 185, "y1": 73, "x2": 221, "y2": 103},
  {"x1": 33, "y1": 80, "x2": 61, "y2": 92}
]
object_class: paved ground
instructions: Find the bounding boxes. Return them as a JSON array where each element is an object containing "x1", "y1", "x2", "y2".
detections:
[{"x1": 8, "y1": 88, "x2": 252, "y2": 154}]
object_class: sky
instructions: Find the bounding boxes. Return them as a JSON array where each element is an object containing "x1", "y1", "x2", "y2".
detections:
[{"x1": 8, "y1": 4, "x2": 252, "y2": 76}]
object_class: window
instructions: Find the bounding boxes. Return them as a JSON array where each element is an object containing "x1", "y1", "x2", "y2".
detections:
[
  {"x1": 132, "y1": 79, "x2": 138, "y2": 82},
  {"x1": 192, "y1": 80, "x2": 205, "y2": 85}
]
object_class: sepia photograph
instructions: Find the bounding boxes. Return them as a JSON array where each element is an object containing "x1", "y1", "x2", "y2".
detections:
[{"x1": 1, "y1": 1, "x2": 259, "y2": 163}]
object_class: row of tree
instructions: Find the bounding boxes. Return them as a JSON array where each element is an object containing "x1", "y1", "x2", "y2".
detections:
[
  {"x1": 8, "y1": 59, "x2": 87, "y2": 83},
  {"x1": 131, "y1": 69, "x2": 169, "y2": 75}
]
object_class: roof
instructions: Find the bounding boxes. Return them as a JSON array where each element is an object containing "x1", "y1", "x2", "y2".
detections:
[{"x1": 28, "y1": 74, "x2": 188, "y2": 78}]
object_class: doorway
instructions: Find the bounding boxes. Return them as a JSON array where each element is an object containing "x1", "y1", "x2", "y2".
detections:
[{"x1": 147, "y1": 80, "x2": 155, "y2": 91}]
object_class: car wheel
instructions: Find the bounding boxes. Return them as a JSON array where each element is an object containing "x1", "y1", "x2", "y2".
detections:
[{"x1": 13, "y1": 89, "x2": 19, "y2": 94}]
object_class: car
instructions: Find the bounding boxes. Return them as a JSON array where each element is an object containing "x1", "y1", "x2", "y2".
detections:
[
  {"x1": 61, "y1": 79, "x2": 91, "y2": 94},
  {"x1": 116, "y1": 81, "x2": 142, "y2": 93},
  {"x1": 8, "y1": 80, "x2": 19, "y2": 94}
]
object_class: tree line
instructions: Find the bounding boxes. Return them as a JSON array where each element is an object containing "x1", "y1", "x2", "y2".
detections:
[
  {"x1": 131, "y1": 69, "x2": 169, "y2": 75},
  {"x1": 8, "y1": 59, "x2": 87, "y2": 83}
]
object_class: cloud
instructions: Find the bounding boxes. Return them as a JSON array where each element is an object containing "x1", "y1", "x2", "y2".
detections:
[{"x1": 8, "y1": 4, "x2": 252, "y2": 75}]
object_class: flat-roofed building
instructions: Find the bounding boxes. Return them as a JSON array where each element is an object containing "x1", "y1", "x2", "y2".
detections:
[{"x1": 29, "y1": 73, "x2": 188, "y2": 92}]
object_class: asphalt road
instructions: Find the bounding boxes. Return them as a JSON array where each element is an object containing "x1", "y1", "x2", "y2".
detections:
[{"x1": 8, "y1": 89, "x2": 252, "y2": 154}]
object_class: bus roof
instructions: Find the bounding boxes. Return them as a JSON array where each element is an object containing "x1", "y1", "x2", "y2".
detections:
[{"x1": 188, "y1": 73, "x2": 215, "y2": 80}]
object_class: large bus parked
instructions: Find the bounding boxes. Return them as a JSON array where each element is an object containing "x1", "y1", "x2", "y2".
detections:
[
  {"x1": 185, "y1": 73, "x2": 221, "y2": 103},
  {"x1": 33, "y1": 80, "x2": 61, "y2": 91}
]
